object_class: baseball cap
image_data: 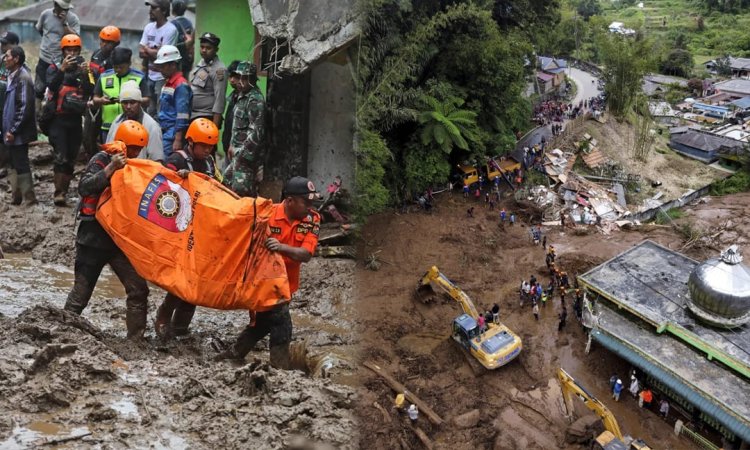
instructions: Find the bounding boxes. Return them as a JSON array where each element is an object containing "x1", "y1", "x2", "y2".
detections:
[
  {"x1": 284, "y1": 177, "x2": 321, "y2": 200},
  {"x1": 0, "y1": 31, "x2": 19, "y2": 45},
  {"x1": 199, "y1": 32, "x2": 220, "y2": 47}
]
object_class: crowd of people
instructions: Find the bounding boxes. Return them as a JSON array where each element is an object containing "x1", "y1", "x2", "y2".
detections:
[
  {"x1": 610, "y1": 372, "x2": 671, "y2": 422},
  {"x1": 0, "y1": 0, "x2": 323, "y2": 369},
  {"x1": 0, "y1": 0, "x2": 265, "y2": 207}
]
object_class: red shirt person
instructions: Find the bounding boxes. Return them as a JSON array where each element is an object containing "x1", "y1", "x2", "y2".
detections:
[{"x1": 217, "y1": 176, "x2": 321, "y2": 368}]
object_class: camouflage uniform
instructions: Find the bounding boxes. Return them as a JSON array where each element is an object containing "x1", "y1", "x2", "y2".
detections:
[{"x1": 222, "y1": 61, "x2": 265, "y2": 197}]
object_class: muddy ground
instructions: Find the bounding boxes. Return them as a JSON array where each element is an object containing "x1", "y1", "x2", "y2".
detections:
[
  {"x1": 353, "y1": 190, "x2": 750, "y2": 449},
  {"x1": 0, "y1": 144, "x2": 359, "y2": 449}
]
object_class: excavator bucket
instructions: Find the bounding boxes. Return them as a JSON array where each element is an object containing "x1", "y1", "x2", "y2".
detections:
[{"x1": 415, "y1": 283, "x2": 436, "y2": 304}]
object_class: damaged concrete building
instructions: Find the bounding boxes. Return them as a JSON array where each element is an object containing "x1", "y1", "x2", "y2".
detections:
[
  {"x1": 194, "y1": 0, "x2": 357, "y2": 196},
  {"x1": 249, "y1": 0, "x2": 357, "y2": 195},
  {"x1": 579, "y1": 241, "x2": 750, "y2": 449}
]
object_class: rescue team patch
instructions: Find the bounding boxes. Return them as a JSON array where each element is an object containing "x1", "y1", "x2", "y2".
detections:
[
  {"x1": 296, "y1": 226, "x2": 308, "y2": 234},
  {"x1": 138, "y1": 174, "x2": 192, "y2": 232},
  {"x1": 269, "y1": 226, "x2": 282, "y2": 234}
]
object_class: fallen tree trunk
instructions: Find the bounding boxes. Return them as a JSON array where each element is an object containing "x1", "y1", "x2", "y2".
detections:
[{"x1": 363, "y1": 361, "x2": 444, "y2": 426}]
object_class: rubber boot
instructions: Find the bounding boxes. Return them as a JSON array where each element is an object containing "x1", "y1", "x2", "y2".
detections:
[
  {"x1": 154, "y1": 295, "x2": 178, "y2": 339},
  {"x1": 126, "y1": 307, "x2": 147, "y2": 340},
  {"x1": 8, "y1": 169, "x2": 21, "y2": 205},
  {"x1": 270, "y1": 343, "x2": 292, "y2": 370},
  {"x1": 171, "y1": 302, "x2": 196, "y2": 337},
  {"x1": 17, "y1": 173, "x2": 37, "y2": 205},
  {"x1": 53, "y1": 172, "x2": 67, "y2": 206}
]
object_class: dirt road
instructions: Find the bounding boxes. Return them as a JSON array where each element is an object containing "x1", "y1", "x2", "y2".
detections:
[{"x1": 352, "y1": 189, "x2": 742, "y2": 449}]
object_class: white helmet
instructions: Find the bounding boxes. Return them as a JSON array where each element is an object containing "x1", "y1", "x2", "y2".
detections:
[{"x1": 154, "y1": 45, "x2": 181, "y2": 64}]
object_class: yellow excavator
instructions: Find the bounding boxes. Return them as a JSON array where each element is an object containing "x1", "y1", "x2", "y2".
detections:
[
  {"x1": 558, "y1": 368, "x2": 651, "y2": 450},
  {"x1": 416, "y1": 266, "x2": 522, "y2": 370}
]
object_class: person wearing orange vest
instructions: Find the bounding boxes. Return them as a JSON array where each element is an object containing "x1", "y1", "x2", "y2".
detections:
[
  {"x1": 63, "y1": 120, "x2": 150, "y2": 339},
  {"x1": 216, "y1": 177, "x2": 321, "y2": 368},
  {"x1": 153, "y1": 118, "x2": 220, "y2": 338},
  {"x1": 46, "y1": 34, "x2": 94, "y2": 206}
]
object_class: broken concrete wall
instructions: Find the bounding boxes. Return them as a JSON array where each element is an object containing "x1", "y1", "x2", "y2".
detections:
[
  {"x1": 248, "y1": 0, "x2": 359, "y2": 74},
  {"x1": 307, "y1": 54, "x2": 356, "y2": 195}
]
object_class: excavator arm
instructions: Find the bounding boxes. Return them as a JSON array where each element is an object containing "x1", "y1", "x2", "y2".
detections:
[
  {"x1": 417, "y1": 266, "x2": 480, "y2": 318},
  {"x1": 558, "y1": 368, "x2": 624, "y2": 441}
]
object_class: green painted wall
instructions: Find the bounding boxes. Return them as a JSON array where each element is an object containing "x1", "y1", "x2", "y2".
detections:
[{"x1": 194, "y1": 0, "x2": 267, "y2": 152}]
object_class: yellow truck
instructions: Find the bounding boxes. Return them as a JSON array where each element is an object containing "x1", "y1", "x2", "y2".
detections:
[
  {"x1": 416, "y1": 266, "x2": 522, "y2": 370},
  {"x1": 457, "y1": 156, "x2": 521, "y2": 188}
]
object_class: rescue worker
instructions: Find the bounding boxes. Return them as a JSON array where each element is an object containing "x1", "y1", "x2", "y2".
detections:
[
  {"x1": 139, "y1": 0, "x2": 178, "y2": 116},
  {"x1": 106, "y1": 80, "x2": 163, "y2": 162},
  {"x1": 0, "y1": 31, "x2": 20, "y2": 172},
  {"x1": 170, "y1": 0, "x2": 194, "y2": 77},
  {"x1": 89, "y1": 26, "x2": 121, "y2": 80},
  {"x1": 223, "y1": 61, "x2": 265, "y2": 197},
  {"x1": 153, "y1": 118, "x2": 220, "y2": 337},
  {"x1": 189, "y1": 32, "x2": 227, "y2": 126},
  {"x1": 2, "y1": 46, "x2": 38, "y2": 205},
  {"x1": 216, "y1": 176, "x2": 321, "y2": 369},
  {"x1": 46, "y1": 34, "x2": 94, "y2": 206},
  {"x1": 154, "y1": 44, "x2": 191, "y2": 157},
  {"x1": 34, "y1": 0, "x2": 80, "y2": 103},
  {"x1": 91, "y1": 47, "x2": 148, "y2": 142},
  {"x1": 63, "y1": 121, "x2": 151, "y2": 339}
]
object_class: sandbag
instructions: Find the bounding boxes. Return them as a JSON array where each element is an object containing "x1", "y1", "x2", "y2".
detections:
[{"x1": 96, "y1": 159, "x2": 290, "y2": 310}]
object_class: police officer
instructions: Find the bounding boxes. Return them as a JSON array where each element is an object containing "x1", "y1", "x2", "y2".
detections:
[
  {"x1": 189, "y1": 32, "x2": 226, "y2": 126},
  {"x1": 91, "y1": 47, "x2": 148, "y2": 143},
  {"x1": 222, "y1": 61, "x2": 265, "y2": 197},
  {"x1": 216, "y1": 176, "x2": 321, "y2": 368}
]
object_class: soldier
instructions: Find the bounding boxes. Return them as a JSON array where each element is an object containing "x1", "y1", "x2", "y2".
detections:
[
  {"x1": 222, "y1": 61, "x2": 266, "y2": 198},
  {"x1": 221, "y1": 60, "x2": 240, "y2": 167},
  {"x1": 216, "y1": 176, "x2": 321, "y2": 369},
  {"x1": 63, "y1": 121, "x2": 151, "y2": 339},
  {"x1": 46, "y1": 34, "x2": 94, "y2": 206},
  {"x1": 189, "y1": 32, "x2": 227, "y2": 126},
  {"x1": 154, "y1": 44, "x2": 191, "y2": 157}
]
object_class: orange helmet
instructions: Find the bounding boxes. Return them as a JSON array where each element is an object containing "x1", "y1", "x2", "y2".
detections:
[
  {"x1": 99, "y1": 26, "x2": 121, "y2": 42},
  {"x1": 60, "y1": 34, "x2": 82, "y2": 49},
  {"x1": 114, "y1": 120, "x2": 149, "y2": 148},
  {"x1": 185, "y1": 118, "x2": 219, "y2": 145}
]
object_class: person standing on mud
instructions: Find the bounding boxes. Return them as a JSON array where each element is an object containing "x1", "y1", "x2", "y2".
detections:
[
  {"x1": 154, "y1": 118, "x2": 220, "y2": 338},
  {"x1": 46, "y1": 34, "x2": 94, "y2": 206},
  {"x1": 558, "y1": 306, "x2": 567, "y2": 331},
  {"x1": 216, "y1": 177, "x2": 321, "y2": 369},
  {"x1": 2, "y1": 46, "x2": 38, "y2": 205},
  {"x1": 63, "y1": 121, "x2": 151, "y2": 339},
  {"x1": 533, "y1": 302, "x2": 539, "y2": 321}
]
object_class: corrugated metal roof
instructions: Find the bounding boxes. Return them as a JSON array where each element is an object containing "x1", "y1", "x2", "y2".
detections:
[
  {"x1": 715, "y1": 79, "x2": 750, "y2": 96},
  {"x1": 0, "y1": 0, "x2": 195, "y2": 33},
  {"x1": 731, "y1": 96, "x2": 750, "y2": 109},
  {"x1": 670, "y1": 130, "x2": 744, "y2": 153},
  {"x1": 536, "y1": 72, "x2": 554, "y2": 82},
  {"x1": 592, "y1": 329, "x2": 750, "y2": 443}
]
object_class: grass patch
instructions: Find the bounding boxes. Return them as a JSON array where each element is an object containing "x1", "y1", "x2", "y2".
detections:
[
  {"x1": 709, "y1": 170, "x2": 750, "y2": 195},
  {"x1": 654, "y1": 207, "x2": 684, "y2": 224}
]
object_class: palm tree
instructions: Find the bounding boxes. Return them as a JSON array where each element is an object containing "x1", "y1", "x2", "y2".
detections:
[{"x1": 418, "y1": 95, "x2": 480, "y2": 154}]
